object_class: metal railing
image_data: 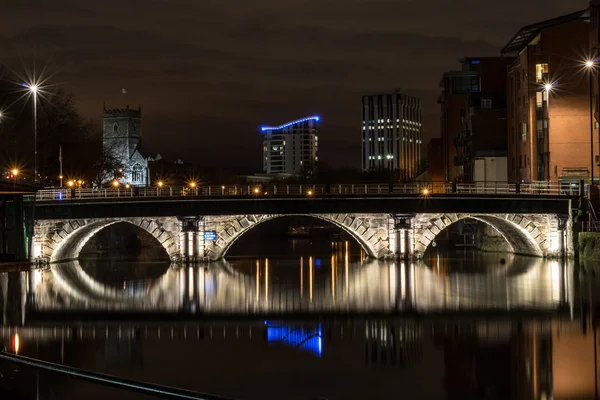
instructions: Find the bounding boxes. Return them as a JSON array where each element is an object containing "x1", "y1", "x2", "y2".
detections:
[
  {"x1": 582, "y1": 221, "x2": 600, "y2": 232},
  {"x1": 0, "y1": 351, "x2": 233, "y2": 399},
  {"x1": 35, "y1": 181, "x2": 585, "y2": 202}
]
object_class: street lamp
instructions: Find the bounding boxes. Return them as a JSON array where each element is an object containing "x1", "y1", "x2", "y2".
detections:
[
  {"x1": 27, "y1": 84, "x2": 39, "y2": 181},
  {"x1": 586, "y1": 60, "x2": 596, "y2": 187},
  {"x1": 112, "y1": 180, "x2": 119, "y2": 187},
  {"x1": 11, "y1": 168, "x2": 18, "y2": 188}
]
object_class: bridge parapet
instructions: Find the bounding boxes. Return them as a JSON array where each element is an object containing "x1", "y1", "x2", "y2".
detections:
[{"x1": 35, "y1": 181, "x2": 585, "y2": 202}]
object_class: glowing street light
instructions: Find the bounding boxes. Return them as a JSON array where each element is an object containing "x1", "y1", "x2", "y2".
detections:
[
  {"x1": 67, "y1": 180, "x2": 74, "y2": 187},
  {"x1": 421, "y1": 188, "x2": 430, "y2": 196},
  {"x1": 125, "y1": 184, "x2": 130, "y2": 189},
  {"x1": 11, "y1": 168, "x2": 18, "y2": 177},
  {"x1": 157, "y1": 181, "x2": 164, "y2": 188},
  {"x1": 585, "y1": 59, "x2": 597, "y2": 186},
  {"x1": 544, "y1": 83, "x2": 553, "y2": 92},
  {"x1": 26, "y1": 83, "x2": 39, "y2": 181},
  {"x1": 112, "y1": 180, "x2": 119, "y2": 187},
  {"x1": 253, "y1": 187, "x2": 260, "y2": 194},
  {"x1": 307, "y1": 189, "x2": 313, "y2": 196},
  {"x1": 189, "y1": 181, "x2": 196, "y2": 188}
]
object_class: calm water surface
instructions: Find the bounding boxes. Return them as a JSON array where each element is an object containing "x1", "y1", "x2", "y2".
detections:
[{"x1": 0, "y1": 237, "x2": 598, "y2": 400}]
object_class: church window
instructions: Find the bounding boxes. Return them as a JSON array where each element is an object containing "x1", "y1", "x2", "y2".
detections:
[{"x1": 113, "y1": 123, "x2": 119, "y2": 134}]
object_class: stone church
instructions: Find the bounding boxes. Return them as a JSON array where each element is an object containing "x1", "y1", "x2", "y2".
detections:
[{"x1": 102, "y1": 105, "x2": 148, "y2": 186}]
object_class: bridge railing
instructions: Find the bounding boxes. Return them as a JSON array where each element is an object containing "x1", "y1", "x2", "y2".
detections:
[{"x1": 35, "y1": 181, "x2": 585, "y2": 201}]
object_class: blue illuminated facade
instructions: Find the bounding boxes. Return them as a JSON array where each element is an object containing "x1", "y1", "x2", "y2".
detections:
[
  {"x1": 261, "y1": 116, "x2": 320, "y2": 177},
  {"x1": 265, "y1": 321, "x2": 323, "y2": 357}
]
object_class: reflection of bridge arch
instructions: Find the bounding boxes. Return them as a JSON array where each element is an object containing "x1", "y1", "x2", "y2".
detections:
[
  {"x1": 36, "y1": 261, "x2": 181, "y2": 311},
  {"x1": 413, "y1": 214, "x2": 554, "y2": 257},
  {"x1": 205, "y1": 214, "x2": 391, "y2": 260},
  {"x1": 36, "y1": 218, "x2": 180, "y2": 263},
  {"x1": 32, "y1": 257, "x2": 570, "y2": 315}
]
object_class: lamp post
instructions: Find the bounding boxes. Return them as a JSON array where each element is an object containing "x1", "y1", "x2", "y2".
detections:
[
  {"x1": 544, "y1": 82, "x2": 555, "y2": 182},
  {"x1": 587, "y1": 60, "x2": 596, "y2": 188},
  {"x1": 27, "y1": 84, "x2": 39, "y2": 182},
  {"x1": 11, "y1": 169, "x2": 18, "y2": 189}
]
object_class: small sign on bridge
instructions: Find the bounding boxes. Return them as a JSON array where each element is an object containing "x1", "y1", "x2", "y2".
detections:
[{"x1": 204, "y1": 230, "x2": 217, "y2": 241}]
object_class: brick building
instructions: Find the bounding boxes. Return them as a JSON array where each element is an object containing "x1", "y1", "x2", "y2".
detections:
[
  {"x1": 426, "y1": 138, "x2": 444, "y2": 181},
  {"x1": 503, "y1": 10, "x2": 595, "y2": 183},
  {"x1": 438, "y1": 57, "x2": 512, "y2": 182}
]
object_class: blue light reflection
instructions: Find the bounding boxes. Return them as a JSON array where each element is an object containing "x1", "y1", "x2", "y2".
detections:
[{"x1": 265, "y1": 321, "x2": 322, "y2": 357}]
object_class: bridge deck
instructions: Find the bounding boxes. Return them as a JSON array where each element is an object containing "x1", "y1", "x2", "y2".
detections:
[{"x1": 34, "y1": 193, "x2": 575, "y2": 220}]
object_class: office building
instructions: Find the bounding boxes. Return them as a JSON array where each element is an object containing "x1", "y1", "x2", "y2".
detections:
[
  {"x1": 503, "y1": 10, "x2": 593, "y2": 183},
  {"x1": 260, "y1": 116, "x2": 319, "y2": 178},
  {"x1": 438, "y1": 57, "x2": 512, "y2": 182},
  {"x1": 361, "y1": 91, "x2": 422, "y2": 178}
]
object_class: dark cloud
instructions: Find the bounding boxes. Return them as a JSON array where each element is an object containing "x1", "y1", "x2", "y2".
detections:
[{"x1": 0, "y1": 0, "x2": 590, "y2": 169}]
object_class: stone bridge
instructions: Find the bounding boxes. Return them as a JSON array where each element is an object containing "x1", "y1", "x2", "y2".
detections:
[{"x1": 33, "y1": 210, "x2": 571, "y2": 263}]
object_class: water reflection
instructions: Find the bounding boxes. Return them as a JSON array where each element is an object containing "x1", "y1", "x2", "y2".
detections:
[
  {"x1": 19, "y1": 251, "x2": 573, "y2": 316},
  {"x1": 1, "y1": 244, "x2": 600, "y2": 399},
  {"x1": 1, "y1": 318, "x2": 599, "y2": 400}
]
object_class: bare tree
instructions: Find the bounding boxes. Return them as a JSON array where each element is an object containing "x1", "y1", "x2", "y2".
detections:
[{"x1": 91, "y1": 142, "x2": 126, "y2": 187}]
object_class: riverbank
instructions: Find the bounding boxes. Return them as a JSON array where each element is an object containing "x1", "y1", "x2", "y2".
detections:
[{"x1": 579, "y1": 232, "x2": 600, "y2": 261}]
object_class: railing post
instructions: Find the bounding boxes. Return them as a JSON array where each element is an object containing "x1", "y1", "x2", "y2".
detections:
[
  {"x1": 452, "y1": 181, "x2": 457, "y2": 194},
  {"x1": 286, "y1": 185, "x2": 289, "y2": 195}
]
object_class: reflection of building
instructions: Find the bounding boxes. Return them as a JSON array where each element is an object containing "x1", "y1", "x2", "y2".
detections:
[
  {"x1": 365, "y1": 320, "x2": 423, "y2": 367},
  {"x1": 502, "y1": 10, "x2": 592, "y2": 183},
  {"x1": 265, "y1": 321, "x2": 322, "y2": 357},
  {"x1": 434, "y1": 321, "x2": 553, "y2": 400},
  {"x1": 361, "y1": 91, "x2": 422, "y2": 178},
  {"x1": 438, "y1": 57, "x2": 512, "y2": 182},
  {"x1": 102, "y1": 105, "x2": 149, "y2": 186},
  {"x1": 260, "y1": 116, "x2": 319, "y2": 178}
]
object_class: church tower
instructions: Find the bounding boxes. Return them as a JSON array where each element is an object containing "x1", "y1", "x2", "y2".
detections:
[{"x1": 102, "y1": 105, "x2": 148, "y2": 186}]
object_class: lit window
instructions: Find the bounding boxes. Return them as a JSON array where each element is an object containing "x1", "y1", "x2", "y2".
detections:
[
  {"x1": 535, "y1": 63, "x2": 549, "y2": 83},
  {"x1": 481, "y1": 98, "x2": 492, "y2": 108}
]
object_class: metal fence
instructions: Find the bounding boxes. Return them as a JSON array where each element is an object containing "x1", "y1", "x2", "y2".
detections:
[
  {"x1": 582, "y1": 221, "x2": 600, "y2": 232},
  {"x1": 35, "y1": 181, "x2": 586, "y2": 202}
]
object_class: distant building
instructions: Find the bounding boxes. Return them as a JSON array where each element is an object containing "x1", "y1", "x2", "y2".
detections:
[
  {"x1": 102, "y1": 105, "x2": 148, "y2": 186},
  {"x1": 361, "y1": 91, "x2": 422, "y2": 178},
  {"x1": 260, "y1": 116, "x2": 319, "y2": 178},
  {"x1": 147, "y1": 154, "x2": 198, "y2": 185},
  {"x1": 502, "y1": 9, "x2": 592, "y2": 183},
  {"x1": 426, "y1": 138, "x2": 444, "y2": 182},
  {"x1": 438, "y1": 57, "x2": 513, "y2": 182}
]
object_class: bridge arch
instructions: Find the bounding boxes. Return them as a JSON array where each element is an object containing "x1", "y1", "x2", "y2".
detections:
[
  {"x1": 204, "y1": 213, "x2": 392, "y2": 260},
  {"x1": 413, "y1": 213, "x2": 554, "y2": 257},
  {"x1": 36, "y1": 218, "x2": 180, "y2": 263}
]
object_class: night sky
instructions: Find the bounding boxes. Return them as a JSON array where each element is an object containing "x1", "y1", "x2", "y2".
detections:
[{"x1": 0, "y1": 0, "x2": 589, "y2": 170}]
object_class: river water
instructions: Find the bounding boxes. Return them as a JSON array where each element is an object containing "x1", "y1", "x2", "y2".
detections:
[{"x1": 0, "y1": 236, "x2": 599, "y2": 400}]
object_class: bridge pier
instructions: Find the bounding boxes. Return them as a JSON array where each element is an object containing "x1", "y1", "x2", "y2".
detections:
[
  {"x1": 179, "y1": 217, "x2": 202, "y2": 263},
  {"x1": 393, "y1": 215, "x2": 414, "y2": 260}
]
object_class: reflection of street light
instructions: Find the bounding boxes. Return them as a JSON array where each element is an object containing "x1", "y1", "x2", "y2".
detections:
[{"x1": 586, "y1": 60, "x2": 596, "y2": 186}]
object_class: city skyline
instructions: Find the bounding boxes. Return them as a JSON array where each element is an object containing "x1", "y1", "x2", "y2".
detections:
[{"x1": 0, "y1": 0, "x2": 588, "y2": 170}]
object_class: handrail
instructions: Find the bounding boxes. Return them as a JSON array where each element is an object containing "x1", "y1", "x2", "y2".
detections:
[
  {"x1": 35, "y1": 181, "x2": 586, "y2": 202},
  {"x1": 0, "y1": 351, "x2": 234, "y2": 400}
]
